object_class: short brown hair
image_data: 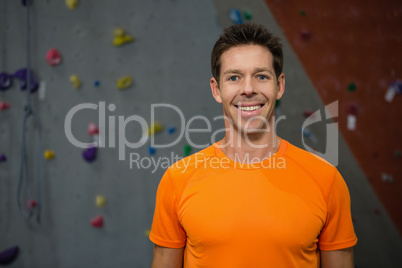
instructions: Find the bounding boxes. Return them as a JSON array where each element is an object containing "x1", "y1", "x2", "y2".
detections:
[{"x1": 211, "y1": 23, "x2": 283, "y2": 84}]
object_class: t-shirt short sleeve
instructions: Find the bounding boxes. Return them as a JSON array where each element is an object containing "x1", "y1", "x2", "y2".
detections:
[
  {"x1": 318, "y1": 170, "x2": 358, "y2": 251},
  {"x1": 149, "y1": 169, "x2": 186, "y2": 248}
]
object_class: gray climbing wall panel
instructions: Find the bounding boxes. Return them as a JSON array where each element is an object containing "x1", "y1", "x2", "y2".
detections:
[{"x1": 0, "y1": 0, "x2": 222, "y2": 267}]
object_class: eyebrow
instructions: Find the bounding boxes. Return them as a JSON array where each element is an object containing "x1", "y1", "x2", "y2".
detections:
[{"x1": 223, "y1": 68, "x2": 274, "y2": 75}]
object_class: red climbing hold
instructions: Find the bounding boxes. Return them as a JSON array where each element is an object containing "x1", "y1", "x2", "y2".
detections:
[
  {"x1": 27, "y1": 199, "x2": 37, "y2": 209},
  {"x1": 46, "y1": 49, "x2": 62, "y2": 66},
  {"x1": 0, "y1": 102, "x2": 10, "y2": 111},
  {"x1": 90, "y1": 215, "x2": 104, "y2": 228}
]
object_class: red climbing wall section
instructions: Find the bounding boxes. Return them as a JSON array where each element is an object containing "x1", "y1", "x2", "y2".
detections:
[{"x1": 265, "y1": 0, "x2": 402, "y2": 234}]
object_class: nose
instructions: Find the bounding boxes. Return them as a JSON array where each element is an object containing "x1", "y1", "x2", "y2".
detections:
[{"x1": 241, "y1": 76, "x2": 256, "y2": 96}]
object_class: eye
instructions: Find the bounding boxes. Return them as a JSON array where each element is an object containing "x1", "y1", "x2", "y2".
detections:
[
  {"x1": 257, "y1": 74, "x2": 268, "y2": 80},
  {"x1": 229, "y1": 76, "x2": 238, "y2": 82}
]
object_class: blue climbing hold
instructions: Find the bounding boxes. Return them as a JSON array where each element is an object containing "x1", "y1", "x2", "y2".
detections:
[
  {"x1": 94, "y1": 80, "x2": 100, "y2": 87},
  {"x1": 83, "y1": 146, "x2": 97, "y2": 162},
  {"x1": 148, "y1": 146, "x2": 156, "y2": 155},
  {"x1": 228, "y1": 8, "x2": 243, "y2": 24},
  {"x1": 167, "y1": 126, "x2": 176, "y2": 134}
]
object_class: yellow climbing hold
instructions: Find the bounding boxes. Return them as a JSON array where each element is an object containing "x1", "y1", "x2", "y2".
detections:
[
  {"x1": 113, "y1": 28, "x2": 134, "y2": 46},
  {"x1": 44, "y1": 150, "x2": 55, "y2": 160},
  {"x1": 70, "y1": 75, "x2": 81, "y2": 89},
  {"x1": 96, "y1": 195, "x2": 107, "y2": 208},
  {"x1": 116, "y1": 76, "x2": 132, "y2": 90},
  {"x1": 148, "y1": 122, "x2": 163, "y2": 136},
  {"x1": 65, "y1": 0, "x2": 79, "y2": 10}
]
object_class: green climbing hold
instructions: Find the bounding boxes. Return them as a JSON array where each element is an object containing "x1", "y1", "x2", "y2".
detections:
[
  {"x1": 348, "y1": 83, "x2": 357, "y2": 92},
  {"x1": 275, "y1": 99, "x2": 281, "y2": 107},
  {"x1": 184, "y1": 145, "x2": 192, "y2": 157},
  {"x1": 300, "y1": 10, "x2": 306, "y2": 16},
  {"x1": 243, "y1": 10, "x2": 252, "y2": 21}
]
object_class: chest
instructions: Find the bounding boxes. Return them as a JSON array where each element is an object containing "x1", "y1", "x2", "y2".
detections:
[{"x1": 179, "y1": 168, "x2": 327, "y2": 250}]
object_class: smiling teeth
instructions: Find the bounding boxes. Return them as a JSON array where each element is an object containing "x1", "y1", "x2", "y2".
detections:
[{"x1": 238, "y1": 105, "x2": 261, "y2": 111}]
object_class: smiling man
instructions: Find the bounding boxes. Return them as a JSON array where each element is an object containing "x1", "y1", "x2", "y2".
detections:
[{"x1": 150, "y1": 23, "x2": 357, "y2": 268}]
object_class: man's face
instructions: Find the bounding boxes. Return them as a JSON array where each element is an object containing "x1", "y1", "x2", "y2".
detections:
[{"x1": 210, "y1": 44, "x2": 285, "y2": 135}]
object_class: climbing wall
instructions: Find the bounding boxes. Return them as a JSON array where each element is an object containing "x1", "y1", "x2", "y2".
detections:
[
  {"x1": 1, "y1": 0, "x2": 401, "y2": 267},
  {"x1": 0, "y1": 0, "x2": 222, "y2": 267}
]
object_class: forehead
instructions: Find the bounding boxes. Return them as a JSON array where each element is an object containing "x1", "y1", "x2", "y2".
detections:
[{"x1": 220, "y1": 44, "x2": 274, "y2": 72}]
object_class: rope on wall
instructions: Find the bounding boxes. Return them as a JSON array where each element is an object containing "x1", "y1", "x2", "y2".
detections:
[{"x1": 18, "y1": 0, "x2": 42, "y2": 224}]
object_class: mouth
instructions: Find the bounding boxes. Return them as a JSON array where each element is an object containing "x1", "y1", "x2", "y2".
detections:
[{"x1": 235, "y1": 104, "x2": 264, "y2": 112}]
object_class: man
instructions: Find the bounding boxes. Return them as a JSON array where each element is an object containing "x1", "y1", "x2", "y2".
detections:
[{"x1": 150, "y1": 23, "x2": 357, "y2": 268}]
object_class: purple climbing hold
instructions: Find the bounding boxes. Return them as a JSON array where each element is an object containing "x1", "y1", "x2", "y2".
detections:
[
  {"x1": 0, "y1": 246, "x2": 19, "y2": 265},
  {"x1": 21, "y1": 0, "x2": 32, "y2": 6},
  {"x1": 13, "y1": 68, "x2": 38, "y2": 92},
  {"x1": 83, "y1": 146, "x2": 97, "y2": 162},
  {"x1": 0, "y1": 72, "x2": 12, "y2": 91},
  {"x1": 0, "y1": 154, "x2": 6, "y2": 163},
  {"x1": 390, "y1": 80, "x2": 402, "y2": 95}
]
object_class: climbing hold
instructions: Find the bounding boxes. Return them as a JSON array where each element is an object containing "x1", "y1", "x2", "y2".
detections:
[
  {"x1": 385, "y1": 80, "x2": 402, "y2": 102},
  {"x1": 113, "y1": 28, "x2": 134, "y2": 46},
  {"x1": 228, "y1": 8, "x2": 243, "y2": 24},
  {"x1": 90, "y1": 215, "x2": 104, "y2": 228},
  {"x1": 0, "y1": 72, "x2": 12, "y2": 91},
  {"x1": 184, "y1": 145, "x2": 192, "y2": 157},
  {"x1": 243, "y1": 10, "x2": 253, "y2": 21},
  {"x1": 0, "y1": 154, "x2": 6, "y2": 163},
  {"x1": 144, "y1": 229, "x2": 151, "y2": 236},
  {"x1": 21, "y1": 0, "x2": 32, "y2": 6},
  {"x1": 381, "y1": 173, "x2": 393, "y2": 183},
  {"x1": 65, "y1": 0, "x2": 79, "y2": 10},
  {"x1": 46, "y1": 49, "x2": 62, "y2": 66},
  {"x1": 27, "y1": 199, "x2": 37, "y2": 209},
  {"x1": 83, "y1": 146, "x2": 97, "y2": 162},
  {"x1": 0, "y1": 102, "x2": 10, "y2": 111},
  {"x1": 70, "y1": 75, "x2": 81, "y2": 89},
  {"x1": 94, "y1": 80, "x2": 100, "y2": 87},
  {"x1": 88, "y1": 123, "x2": 99, "y2": 136},
  {"x1": 148, "y1": 146, "x2": 156, "y2": 155},
  {"x1": 347, "y1": 82, "x2": 357, "y2": 92},
  {"x1": 302, "y1": 110, "x2": 315, "y2": 118},
  {"x1": 44, "y1": 150, "x2": 55, "y2": 160},
  {"x1": 0, "y1": 246, "x2": 19, "y2": 265},
  {"x1": 300, "y1": 29, "x2": 312, "y2": 40},
  {"x1": 347, "y1": 114, "x2": 356, "y2": 131},
  {"x1": 96, "y1": 195, "x2": 107, "y2": 208},
  {"x1": 148, "y1": 122, "x2": 163, "y2": 136},
  {"x1": 302, "y1": 128, "x2": 317, "y2": 144},
  {"x1": 167, "y1": 126, "x2": 176, "y2": 134},
  {"x1": 346, "y1": 102, "x2": 359, "y2": 115},
  {"x1": 300, "y1": 10, "x2": 306, "y2": 16},
  {"x1": 116, "y1": 76, "x2": 132, "y2": 90},
  {"x1": 275, "y1": 99, "x2": 281, "y2": 107},
  {"x1": 13, "y1": 68, "x2": 38, "y2": 92}
]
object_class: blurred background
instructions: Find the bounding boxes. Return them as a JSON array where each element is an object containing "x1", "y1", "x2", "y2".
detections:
[{"x1": 0, "y1": 0, "x2": 401, "y2": 267}]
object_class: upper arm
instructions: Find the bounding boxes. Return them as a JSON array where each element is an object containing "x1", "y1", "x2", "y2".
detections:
[
  {"x1": 151, "y1": 244, "x2": 184, "y2": 268},
  {"x1": 320, "y1": 247, "x2": 354, "y2": 268}
]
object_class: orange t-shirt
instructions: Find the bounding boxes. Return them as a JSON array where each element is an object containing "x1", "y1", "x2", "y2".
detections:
[{"x1": 150, "y1": 139, "x2": 357, "y2": 267}]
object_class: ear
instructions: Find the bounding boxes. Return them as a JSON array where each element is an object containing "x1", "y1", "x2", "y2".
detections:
[
  {"x1": 210, "y1": 77, "x2": 222, "y2": 103},
  {"x1": 276, "y1": 73, "x2": 285, "y2": 100}
]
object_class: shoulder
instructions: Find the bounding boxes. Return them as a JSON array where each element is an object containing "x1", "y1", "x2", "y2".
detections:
[
  {"x1": 282, "y1": 139, "x2": 338, "y2": 197},
  {"x1": 165, "y1": 144, "x2": 216, "y2": 192}
]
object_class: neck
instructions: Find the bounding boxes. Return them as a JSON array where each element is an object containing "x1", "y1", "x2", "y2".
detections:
[{"x1": 220, "y1": 118, "x2": 280, "y2": 164}]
